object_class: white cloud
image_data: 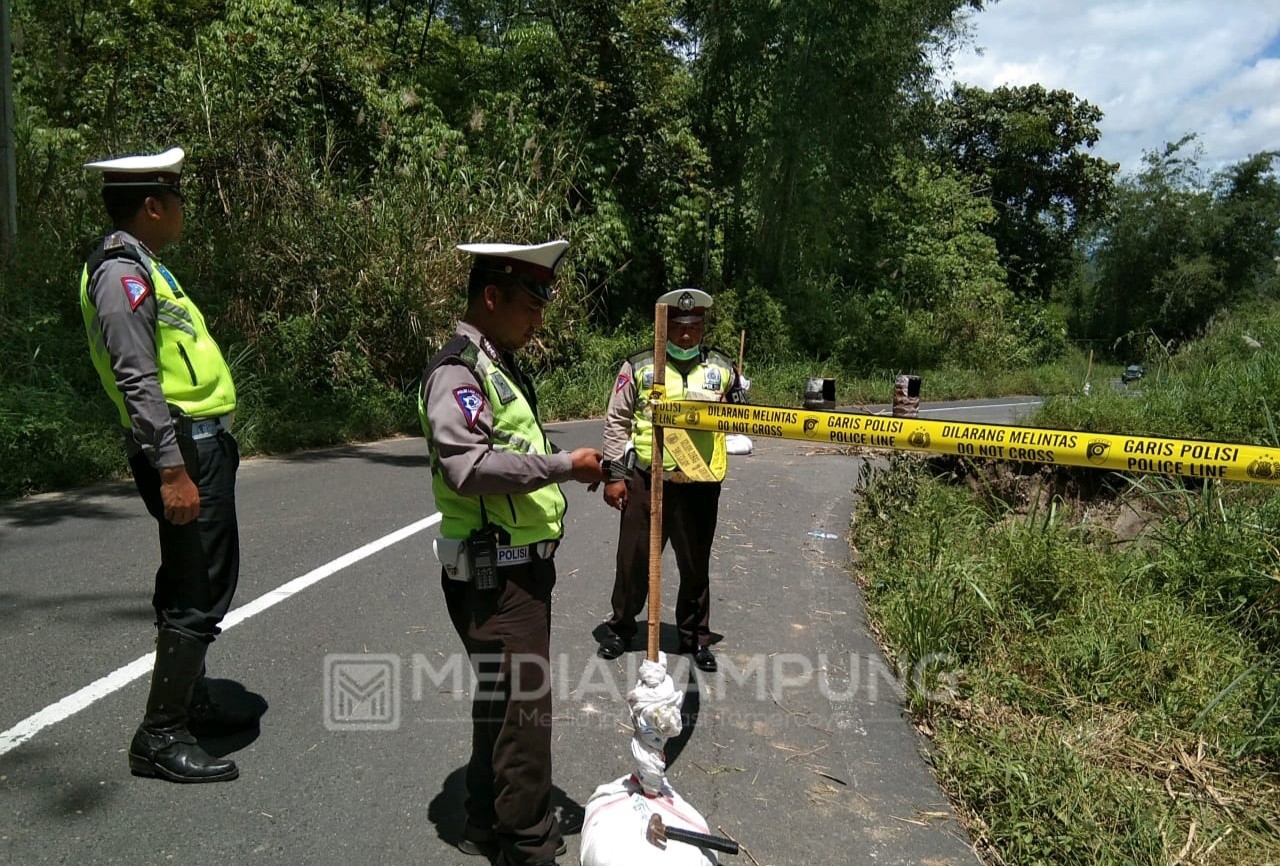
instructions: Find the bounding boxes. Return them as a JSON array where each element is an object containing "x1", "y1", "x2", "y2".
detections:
[{"x1": 944, "y1": 0, "x2": 1280, "y2": 173}]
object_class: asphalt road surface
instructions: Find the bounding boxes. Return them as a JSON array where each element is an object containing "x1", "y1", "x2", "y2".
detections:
[{"x1": 0, "y1": 397, "x2": 1042, "y2": 866}]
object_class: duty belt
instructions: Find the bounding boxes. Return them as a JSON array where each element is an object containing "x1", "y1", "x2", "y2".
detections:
[
  {"x1": 177, "y1": 413, "x2": 233, "y2": 440},
  {"x1": 496, "y1": 541, "x2": 559, "y2": 566}
]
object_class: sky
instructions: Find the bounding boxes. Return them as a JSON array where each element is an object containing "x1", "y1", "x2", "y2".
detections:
[{"x1": 944, "y1": 0, "x2": 1280, "y2": 175}]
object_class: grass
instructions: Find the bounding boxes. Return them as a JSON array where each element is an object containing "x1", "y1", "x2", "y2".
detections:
[
  {"x1": 854, "y1": 458, "x2": 1280, "y2": 864},
  {"x1": 851, "y1": 303, "x2": 1280, "y2": 864}
]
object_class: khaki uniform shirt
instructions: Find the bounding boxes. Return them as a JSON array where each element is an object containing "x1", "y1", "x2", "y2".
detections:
[{"x1": 422, "y1": 322, "x2": 573, "y2": 495}]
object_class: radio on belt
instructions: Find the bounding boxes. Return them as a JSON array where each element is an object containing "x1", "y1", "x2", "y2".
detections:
[{"x1": 468, "y1": 526, "x2": 500, "y2": 590}]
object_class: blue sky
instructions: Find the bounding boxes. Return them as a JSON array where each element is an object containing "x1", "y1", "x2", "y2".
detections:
[{"x1": 943, "y1": 0, "x2": 1280, "y2": 175}]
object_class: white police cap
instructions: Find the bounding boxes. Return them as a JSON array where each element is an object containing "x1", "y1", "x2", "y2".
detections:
[
  {"x1": 658, "y1": 288, "x2": 713, "y2": 322},
  {"x1": 458, "y1": 240, "x2": 569, "y2": 302},
  {"x1": 84, "y1": 147, "x2": 185, "y2": 192}
]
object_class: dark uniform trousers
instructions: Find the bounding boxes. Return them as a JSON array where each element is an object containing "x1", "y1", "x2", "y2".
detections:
[
  {"x1": 128, "y1": 431, "x2": 240, "y2": 641},
  {"x1": 607, "y1": 466, "x2": 721, "y2": 649},
  {"x1": 441, "y1": 558, "x2": 560, "y2": 866}
]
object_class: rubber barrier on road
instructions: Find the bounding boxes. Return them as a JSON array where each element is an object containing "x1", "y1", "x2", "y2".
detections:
[{"x1": 652, "y1": 399, "x2": 1280, "y2": 485}]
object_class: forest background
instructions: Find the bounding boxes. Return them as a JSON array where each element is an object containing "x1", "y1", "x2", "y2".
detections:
[{"x1": 3, "y1": 0, "x2": 1279, "y2": 497}]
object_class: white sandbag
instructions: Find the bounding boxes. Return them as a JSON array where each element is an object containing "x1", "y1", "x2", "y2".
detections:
[
  {"x1": 725, "y1": 434, "x2": 752, "y2": 455},
  {"x1": 579, "y1": 775, "x2": 718, "y2": 866}
]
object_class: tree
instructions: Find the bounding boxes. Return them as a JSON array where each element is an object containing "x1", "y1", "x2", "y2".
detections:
[
  {"x1": 1081, "y1": 138, "x2": 1280, "y2": 352},
  {"x1": 932, "y1": 83, "x2": 1117, "y2": 299}
]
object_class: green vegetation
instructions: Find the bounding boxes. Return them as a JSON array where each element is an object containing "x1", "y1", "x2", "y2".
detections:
[
  {"x1": 2, "y1": 1, "x2": 1278, "y2": 501},
  {"x1": 853, "y1": 304, "x2": 1280, "y2": 864}
]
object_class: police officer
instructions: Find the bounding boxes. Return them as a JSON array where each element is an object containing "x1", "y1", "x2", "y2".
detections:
[
  {"x1": 596, "y1": 289, "x2": 747, "y2": 672},
  {"x1": 80, "y1": 147, "x2": 253, "y2": 783},
  {"x1": 418, "y1": 241, "x2": 606, "y2": 866}
]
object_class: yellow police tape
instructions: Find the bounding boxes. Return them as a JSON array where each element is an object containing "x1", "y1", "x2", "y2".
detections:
[{"x1": 652, "y1": 400, "x2": 1280, "y2": 485}]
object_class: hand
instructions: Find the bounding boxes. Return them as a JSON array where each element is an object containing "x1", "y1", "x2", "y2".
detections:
[
  {"x1": 603, "y1": 480, "x2": 628, "y2": 511},
  {"x1": 159, "y1": 466, "x2": 200, "y2": 525},
  {"x1": 569, "y1": 448, "x2": 607, "y2": 485}
]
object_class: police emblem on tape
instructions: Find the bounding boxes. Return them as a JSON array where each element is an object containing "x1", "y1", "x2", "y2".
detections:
[
  {"x1": 1086, "y1": 440, "x2": 1111, "y2": 465},
  {"x1": 909, "y1": 429, "x2": 931, "y2": 448},
  {"x1": 1248, "y1": 456, "x2": 1278, "y2": 480},
  {"x1": 120, "y1": 275, "x2": 151, "y2": 311},
  {"x1": 453, "y1": 386, "x2": 485, "y2": 430}
]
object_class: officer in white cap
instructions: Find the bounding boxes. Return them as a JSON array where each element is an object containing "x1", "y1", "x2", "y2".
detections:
[
  {"x1": 596, "y1": 288, "x2": 748, "y2": 671},
  {"x1": 417, "y1": 241, "x2": 606, "y2": 866},
  {"x1": 79, "y1": 147, "x2": 255, "y2": 784}
]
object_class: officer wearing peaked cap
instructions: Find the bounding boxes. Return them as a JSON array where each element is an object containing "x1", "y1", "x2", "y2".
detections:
[
  {"x1": 80, "y1": 147, "x2": 257, "y2": 784},
  {"x1": 596, "y1": 288, "x2": 748, "y2": 672},
  {"x1": 418, "y1": 240, "x2": 606, "y2": 866}
]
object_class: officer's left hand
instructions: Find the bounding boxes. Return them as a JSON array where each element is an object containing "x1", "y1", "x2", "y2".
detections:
[{"x1": 159, "y1": 466, "x2": 200, "y2": 525}]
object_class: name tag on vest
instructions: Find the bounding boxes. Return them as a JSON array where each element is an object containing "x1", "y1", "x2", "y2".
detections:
[
  {"x1": 491, "y1": 371, "x2": 518, "y2": 405},
  {"x1": 496, "y1": 545, "x2": 531, "y2": 566}
]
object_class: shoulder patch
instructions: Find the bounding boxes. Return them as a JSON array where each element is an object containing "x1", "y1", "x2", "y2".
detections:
[
  {"x1": 120, "y1": 275, "x2": 152, "y2": 312},
  {"x1": 453, "y1": 386, "x2": 486, "y2": 430},
  {"x1": 614, "y1": 372, "x2": 632, "y2": 394}
]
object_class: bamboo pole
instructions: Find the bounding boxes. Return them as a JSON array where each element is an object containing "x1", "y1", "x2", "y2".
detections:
[
  {"x1": 648, "y1": 304, "x2": 668, "y2": 663},
  {"x1": 738, "y1": 329, "x2": 746, "y2": 374}
]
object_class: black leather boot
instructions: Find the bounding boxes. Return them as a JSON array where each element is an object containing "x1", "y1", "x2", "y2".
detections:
[{"x1": 128, "y1": 629, "x2": 239, "y2": 783}]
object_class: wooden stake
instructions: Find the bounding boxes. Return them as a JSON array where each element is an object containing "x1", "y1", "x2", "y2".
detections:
[
  {"x1": 648, "y1": 304, "x2": 668, "y2": 663},
  {"x1": 738, "y1": 329, "x2": 746, "y2": 374},
  {"x1": 1084, "y1": 348, "x2": 1094, "y2": 391}
]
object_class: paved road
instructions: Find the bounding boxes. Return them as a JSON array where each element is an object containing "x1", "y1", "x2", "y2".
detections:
[{"x1": 0, "y1": 398, "x2": 1039, "y2": 866}]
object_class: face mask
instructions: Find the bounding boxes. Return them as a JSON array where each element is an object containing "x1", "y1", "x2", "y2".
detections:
[{"x1": 667, "y1": 342, "x2": 701, "y2": 361}]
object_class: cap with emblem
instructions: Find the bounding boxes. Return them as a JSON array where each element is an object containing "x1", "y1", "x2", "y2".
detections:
[
  {"x1": 459, "y1": 240, "x2": 569, "y2": 303},
  {"x1": 85, "y1": 147, "x2": 185, "y2": 194},
  {"x1": 657, "y1": 287, "x2": 713, "y2": 323}
]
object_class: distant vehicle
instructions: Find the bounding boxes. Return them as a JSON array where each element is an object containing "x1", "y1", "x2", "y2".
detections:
[{"x1": 1121, "y1": 363, "x2": 1145, "y2": 385}]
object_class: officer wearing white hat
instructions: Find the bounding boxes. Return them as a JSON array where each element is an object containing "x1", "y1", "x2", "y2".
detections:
[
  {"x1": 596, "y1": 288, "x2": 747, "y2": 671},
  {"x1": 79, "y1": 147, "x2": 256, "y2": 784},
  {"x1": 417, "y1": 241, "x2": 606, "y2": 866}
]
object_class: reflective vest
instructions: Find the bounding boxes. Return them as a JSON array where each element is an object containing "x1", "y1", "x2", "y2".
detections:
[
  {"x1": 631, "y1": 347, "x2": 732, "y2": 481},
  {"x1": 418, "y1": 335, "x2": 566, "y2": 545},
  {"x1": 80, "y1": 236, "x2": 236, "y2": 427}
]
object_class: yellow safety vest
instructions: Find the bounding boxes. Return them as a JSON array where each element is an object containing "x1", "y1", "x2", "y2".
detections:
[
  {"x1": 418, "y1": 335, "x2": 566, "y2": 545},
  {"x1": 631, "y1": 348, "x2": 732, "y2": 482},
  {"x1": 80, "y1": 240, "x2": 236, "y2": 427}
]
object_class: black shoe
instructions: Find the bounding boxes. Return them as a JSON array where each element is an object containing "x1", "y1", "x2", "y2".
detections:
[
  {"x1": 128, "y1": 628, "x2": 239, "y2": 783},
  {"x1": 693, "y1": 646, "x2": 717, "y2": 672},
  {"x1": 457, "y1": 823, "x2": 494, "y2": 856},
  {"x1": 128, "y1": 727, "x2": 239, "y2": 782},
  {"x1": 597, "y1": 634, "x2": 625, "y2": 660}
]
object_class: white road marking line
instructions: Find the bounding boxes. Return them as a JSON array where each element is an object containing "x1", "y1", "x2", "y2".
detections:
[{"x1": 0, "y1": 513, "x2": 442, "y2": 758}]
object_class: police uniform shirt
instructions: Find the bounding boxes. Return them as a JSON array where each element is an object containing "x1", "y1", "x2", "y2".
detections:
[
  {"x1": 601, "y1": 358, "x2": 641, "y2": 471},
  {"x1": 85, "y1": 230, "x2": 184, "y2": 469},
  {"x1": 601, "y1": 350, "x2": 746, "y2": 473},
  {"x1": 423, "y1": 322, "x2": 574, "y2": 495}
]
